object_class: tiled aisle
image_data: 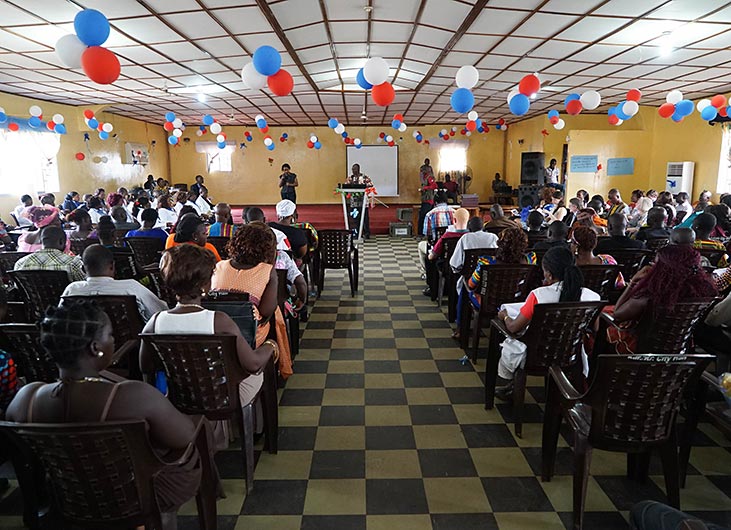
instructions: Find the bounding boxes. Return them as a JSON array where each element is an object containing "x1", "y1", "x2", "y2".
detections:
[{"x1": 1, "y1": 236, "x2": 731, "y2": 530}]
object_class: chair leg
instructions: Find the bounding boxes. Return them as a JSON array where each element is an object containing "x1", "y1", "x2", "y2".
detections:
[
  {"x1": 484, "y1": 325, "x2": 501, "y2": 410},
  {"x1": 260, "y1": 357, "x2": 279, "y2": 454},
  {"x1": 317, "y1": 266, "x2": 324, "y2": 298},
  {"x1": 660, "y1": 431, "x2": 681, "y2": 509},
  {"x1": 459, "y1": 295, "x2": 471, "y2": 351},
  {"x1": 353, "y1": 249, "x2": 359, "y2": 292},
  {"x1": 679, "y1": 377, "x2": 708, "y2": 488},
  {"x1": 194, "y1": 421, "x2": 218, "y2": 530},
  {"x1": 573, "y1": 436, "x2": 592, "y2": 530},
  {"x1": 241, "y1": 403, "x2": 255, "y2": 494},
  {"x1": 470, "y1": 308, "x2": 481, "y2": 364},
  {"x1": 513, "y1": 368, "x2": 527, "y2": 439},
  {"x1": 541, "y1": 377, "x2": 563, "y2": 481},
  {"x1": 437, "y1": 274, "x2": 445, "y2": 308},
  {"x1": 447, "y1": 275, "x2": 457, "y2": 323},
  {"x1": 347, "y1": 263, "x2": 355, "y2": 297},
  {"x1": 289, "y1": 315, "x2": 300, "y2": 359}
]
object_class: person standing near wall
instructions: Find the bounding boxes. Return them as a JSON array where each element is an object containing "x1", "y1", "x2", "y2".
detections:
[
  {"x1": 418, "y1": 158, "x2": 437, "y2": 236},
  {"x1": 279, "y1": 163, "x2": 298, "y2": 204},
  {"x1": 347, "y1": 163, "x2": 373, "y2": 239}
]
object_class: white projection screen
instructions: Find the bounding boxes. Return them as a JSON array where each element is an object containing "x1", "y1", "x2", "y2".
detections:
[{"x1": 346, "y1": 145, "x2": 399, "y2": 196}]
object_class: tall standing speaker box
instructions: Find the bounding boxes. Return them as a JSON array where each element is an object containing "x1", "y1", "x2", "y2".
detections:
[
  {"x1": 518, "y1": 185, "x2": 541, "y2": 208},
  {"x1": 521, "y1": 152, "x2": 546, "y2": 185}
]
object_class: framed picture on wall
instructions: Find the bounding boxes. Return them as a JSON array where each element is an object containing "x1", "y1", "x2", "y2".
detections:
[{"x1": 125, "y1": 142, "x2": 149, "y2": 166}]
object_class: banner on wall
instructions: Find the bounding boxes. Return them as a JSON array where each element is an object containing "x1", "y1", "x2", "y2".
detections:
[
  {"x1": 570, "y1": 155, "x2": 598, "y2": 173},
  {"x1": 607, "y1": 157, "x2": 635, "y2": 176}
]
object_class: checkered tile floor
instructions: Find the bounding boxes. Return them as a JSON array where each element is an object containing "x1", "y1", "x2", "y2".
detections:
[{"x1": 2, "y1": 235, "x2": 731, "y2": 529}]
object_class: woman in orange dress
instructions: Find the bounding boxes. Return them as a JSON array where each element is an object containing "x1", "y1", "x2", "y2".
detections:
[
  {"x1": 164, "y1": 213, "x2": 221, "y2": 261},
  {"x1": 211, "y1": 222, "x2": 293, "y2": 378}
]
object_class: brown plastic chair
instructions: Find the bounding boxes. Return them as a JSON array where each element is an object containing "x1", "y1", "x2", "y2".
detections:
[
  {"x1": 317, "y1": 229, "x2": 357, "y2": 297},
  {"x1": 454, "y1": 248, "x2": 497, "y2": 350},
  {"x1": 144, "y1": 267, "x2": 177, "y2": 308},
  {"x1": 484, "y1": 226, "x2": 505, "y2": 237},
  {"x1": 111, "y1": 248, "x2": 139, "y2": 280},
  {"x1": 609, "y1": 249, "x2": 654, "y2": 282},
  {"x1": 8, "y1": 270, "x2": 70, "y2": 322},
  {"x1": 68, "y1": 238, "x2": 96, "y2": 257},
  {"x1": 140, "y1": 333, "x2": 263, "y2": 493},
  {"x1": 0, "y1": 251, "x2": 30, "y2": 287},
  {"x1": 485, "y1": 301, "x2": 606, "y2": 437},
  {"x1": 302, "y1": 226, "x2": 320, "y2": 293},
  {"x1": 436, "y1": 237, "x2": 462, "y2": 322},
  {"x1": 527, "y1": 231, "x2": 547, "y2": 248},
  {"x1": 645, "y1": 237, "x2": 670, "y2": 251},
  {"x1": 0, "y1": 323, "x2": 58, "y2": 382},
  {"x1": 464, "y1": 264, "x2": 540, "y2": 364},
  {"x1": 0, "y1": 417, "x2": 216, "y2": 530},
  {"x1": 577, "y1": 265, "x2": 621, "y2": 300},
  {"x1": 542, "y1": 354, "x2": 713, "y2": 530},
  {"x1": 125, "y1": 237, "x2": 165, "y2": 270},
  {"x1": 206, "y1": 237, "x2": 230, "y2": 260},
  {"x1": 276, "y1": 269, "x2": 299, "y2": 359}
]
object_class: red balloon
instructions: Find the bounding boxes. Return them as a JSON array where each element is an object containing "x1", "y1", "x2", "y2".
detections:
[
  {"x1": 307, "y1": 141, "x2": 314, "y2": 148},
  {"x1": 280, "y1": 137, "x2": 285, "y2": 142},
  {"x1": 267, "y1": 69, "x2": 293, "y2": 96},
  {"x1": 81, "y1": 46, "x2": 121, "y2": 85},
  {"x1": 393, "y1": 113, "x2": 404, "y2": 122},
  {"x1": 97, "y1": 123, "x2": 104, "y2": 132},
  {"x1": 466, "y1": 120, "x2": 476, "y2": 131},
  {"x1": 371, "y1": 82, "x2": 395, "y2": 107},
  {"x1": 244, "y1": 130, "x2": 250, "y2": 136},
  {"x1": 460, "y1": 129, "x2": 466, "y2": 135},
  {"x1": 449, "y1": 130, "x2": 455, "y2": 136},
  {"x1": 518, "y1": 74, "x2": 540, "y2": 96},
  {"x1": 75, "y1": 152, "x2": 85, "y2": 160},
  {"x1": 483, "y1": 126, "x2": 490, "y2": 133},
  {"x1": 378, "y1": 132, "x2": 385, "y2": 138},
  {"x1": 261, "y1": 126, "x2": 269, "y2": 133},
  {"x1": 711, "y1": 94, "x2": 727, "y2": 109},
  {"x1": 566, "y1": 99, "x2": 583, "y2": 115},
  {"x1": 388, "y1": 141, "x2": 394, "y2": 146},
  {"x1": 658, "y1": 102, "x2": 675, "y2": 118},
  {"x1": 608, "y1": 114, "x2": 619, "y2": 125},
  {"x1": 498, "y1": 118, "x2": 505, "y2": 126},
  {"x1": 8, "y1": 123, "x2": 18, "y2": 131},
  {"x1": 83, "y1": 109, "x2": 94, "y2": 119},
  {"x1": 720, "y1": 106, "x2": 728, "y2": 118},
  {"x1": 46, "y1": 121, "x2": 56, "y2": 131},
  {"x1": 626, "y1": 89, "x2": 642, "y2": 102},
  {"x1": 549, "y1": 116, "x2": 559, "y2": 125},
  {"x1": 163, "y1": 121, "x2": 174, "y2": 131}
]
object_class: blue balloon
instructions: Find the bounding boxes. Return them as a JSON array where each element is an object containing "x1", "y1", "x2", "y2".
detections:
[
  {"x1": 0, "y1": 112, "x2": 6, "y2": 124},
  {"x1": 477, "y1": 127, "x2": 484, "y2": 133},
  {"x1": 671, "y1": 108, "x2": 684, "y2": 122},
  {"x1": 615, "y1": 105, "x2": 630, "y2": 121},
  {"x1": 168, "y1": 136, "x2": 178, "y2": 145},
  {"x1": 392, "y1": 119, "x2": 401, "y2": 129},
  {"x1": 203, "y1": 114, "x2": 214, "y2": 126},
  {"x1": 564, "y1": 93, "x2": 580, "y2": 106},
  {"x1": 416, "y1": 134, "x2": 423, "y2": 141},
  {"x1": 246, "y1": 135, "x2": 253, "y2": 141},
  {"x1": 314, "y1": 141, "x2": 322, "y2": 149},
  {"x1": 282, "y1": 133, "x2": 288, "y2": 138},
  {"x1": 341, "y1": 132, "x2": 348, "y2": 138},
  {"x1": 547, "y1": 109, "x2": 559, "y2": 119},
  {"x1": 99, "y1": 131, "x2": 109, "y2": 140},
  {"x1": 256, "y1": 118, "x2": 267, "y2": 128},
  {"x1": 199, "y1": 125, "x2": 206, "y2": 131},
  {"x1": 495, "y1": 124, "x2": 502, "y2": 130},
  {"x1": 355, "y1": 143, "x2": 362, "y2": 149},
  {"x1": 727, "y1": 106, "x2": 731, "y2": 117},
  {"x1": 74, "y1": 9, "x2": 110, "y2": 47},
  {"x1": 55, "y1": 123, "x2": 66, "y2": 134},
  {"x1": 509, "y1": 94, "x2": 530, "y2": 116},
  {"x1": 88, "y1": 118, "x2": 99, "y2": 129},
  {"x1": 356, "y1": 68, "x2": 373, "y2": 90},
  {"x1": 475, "y1": 118, "x2": 483, "y2": 128},
  {"x1": 266, "y1": 143, "x2": 275, "y2": 151},
  {"x1": 218, "y1": 141, "x2": 227, "y2": 149},
  {"x1": 608, "y1": 107, "x2": 616, "y2": 116},
  {"x1": 676, "y1": 99, "x2": 694, "y2": 117},
  {"x1": 450, "y1": 88, "x2": 474, "y2": 114},
  {"x1": 28, "y1": 116, "x2": 41, "y2": 128},
  {"x1": 253, "y1": 45, "x2": 282, "y2": 76},
  {"x1": 438, "y1": 131, "x2": 443, "y2": 137},
  {"x1": 328, "y1": 118, "x2": 339, "y2": 128},
  {"x1": 165, "y1": 112, "x2": 176, "y2": 123},
  {"x1": 701, "y1": 105, "x2": 718, "y2": 121}
]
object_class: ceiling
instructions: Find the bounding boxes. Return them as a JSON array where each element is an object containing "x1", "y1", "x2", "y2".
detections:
[{"x1": 2, "y1": 0, "x2": 731, "y2": 127}]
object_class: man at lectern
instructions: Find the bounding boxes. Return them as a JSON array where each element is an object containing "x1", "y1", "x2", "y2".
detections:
[{"x1": 347, "y1": 164, "x2": 372, "y2": 239}]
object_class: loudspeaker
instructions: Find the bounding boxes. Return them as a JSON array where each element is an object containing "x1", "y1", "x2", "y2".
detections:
[
  {"x1": 521, "y1": 152, "x2": 545, "y2": 184},
  {"x1": 518, "y1": 184, "x2": 541, "y2": 208}
]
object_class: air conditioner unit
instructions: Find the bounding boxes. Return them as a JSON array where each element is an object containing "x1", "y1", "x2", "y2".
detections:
[{"x1": 666, "y1": 161, "x2": 694, "y2": 195}]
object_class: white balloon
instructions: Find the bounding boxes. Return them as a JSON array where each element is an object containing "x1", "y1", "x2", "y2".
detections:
[
  {"x1": 29, "y1": 105, "x2": 42, "y2": 117},
  {"x1": 52, "y1": 114, "x2": 64, "y2": 124},
  {"x1": 363, "y1": 57, "x2": 389, "y2": 86},
  {"x1": 455, "y1": 65, "x2": 479, "y2": 89},
  {"x1": 441, "y1": 129, "x2": 448, "y2": 136},
  {"x1": 386, "y1": 135, "x2": 393, "y2": 142},
  {"x1": 264, "y1": 138, "x2": 273, "y2": 146},
  {"x1": 467, "y1": 111, "x2": 478, "y2": 121},
  {"x1": 172, "y1": 128, "x2": 183, "y2": 137},
  {"x1": 398, "y1": 122, "x2": 407, "y2": 132},
  {"x1": 615, "y1": 118, "x2": 624, "y2": 126},
  {"x1": 55, "y1": 34, "x2": 86, "y2": 69},
  {"x1": 255, "y1": 114, "x2": 264, "y2": 122},
  {"x1": 241, "y1": 62, "x2": 267, "y2": 90},
  {"x1": 580, "y1": 90, "x2": 601, "y2": 110},
  {"x1": 196, "y1": 130, "x2": 203, "y2": 136},
  {"x1": 354, "y1": 138, "x2": 362, "y2": 146},
  {"x1": 466, "y1": 131, "x2": 471, "y2": 136},
  {"x1": 334, "y1": 123, "x2": 345, "y2": 134},
  {"x1": 554, "y1": 119, "x2": 565, "y2": 130},
  {"x1": 0, "y1": 107, "x2": 4, "y2": 114},
  {"x1": 210, "y1": 122, "x2": 222, "y2": 134},
  {"x1": 310, "y1": 135, "x2": 318, "y2": 143},
  {"x1": 216, "y1": 134, "x2": 225, "y2": 142},
  {"x1": 451, "y1": 127, "x2": 457, "y2": 132},
  {"x1": 102, "y1": 122, "x2": 113, "y2": 133},
  {"x1": 507, "y1": 88, "x2": 519, "y2": 104},
  {"x1": 622, "y1": 100, "x2": 639, "y2": 117},
  {"x1": 412, "y1": 130, "x2": 419, "y2": 138},
  {"x1": 376, "y1": 136, "x2": 383, "y2": 143},
  {"x1": 172, "y1": 118, "x2": 183, "y2": 128},
  {"x1": 666, "y1": 90, "x2": 683, "y2": 104},
  {"x1": 697, "y1": 99, "x2": 712, "y2": 112}
]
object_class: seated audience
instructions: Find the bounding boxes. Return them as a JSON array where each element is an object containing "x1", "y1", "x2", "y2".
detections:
[
  {"x1": 450, "y1": 216, "x2": 499, "y2": 293},
  {"x1": 291, "y1": 217, "x2": 319, "y2": 253},
  {"x1": 125, "y1": 209, "x2": 169, "y2": 242},
  {"x1": 0, "y1": 219, "x2": 15, "y2": 250},
  {"x1": 13, "y1": 194, "x2": 33, "y2": 227},
  {"x1": 534, "y1": 221, "x2": 569, "y2": 250},
  {"x1": 645, "y1": 189, "x2": 658, "y2": 203},
  {"x1": 587, "y1": 199, "x2": 608, "y2": 226},
  {"x1": 156, "y1": 193, "x2": 178, "y2": 226},
  {"x1": 692, "y1": 212, "x2": 729, "y2": 267},
  {"x1": 443, "y1": 173, "x2": 459, "y2": 203},
  {"x1": 563, "y1": 198, "x2": 581, "y2": 228},
  {"x1": 707, "y1": 204, "x2": 731, "y2": 238},
  {"x1": 40, "y1": 193, "x2": 56, "y2": 208},
  {"x1": 245, "y1": 207, "x2": 290, "y2": 251},
  {"x1": 693, "y1": 189, "x2": 713, "y2": 208},
  {"x1": 174, "y1": 191, "x2": 200, "y2": 216},
  {"x1": 422, "y1": 191, "x2": 455, "y2": 242},
  {"x1": 576, "y1": 189, "x2": 590, "y2": 206},
  {"x1": 596, "y1": 214, "x2": 646, "y2": 253},
  {"x1": 606, "y1": 188, "x2": 629, "y2": 217},
  {"x1": 190, "y1": 174, "x2": 205, "y2": 196},
  {"x1": 655, "y1": 191, "x2": 676, "y2": 223},
  {"x1": 62, "y1": 245, "x2": 167, "y2": 321},
  {"x1": 6, "y1": 299, "x2": 214, "y2": 516},
  {"x1": 165, "y1": 214, "x2": 221, "y2": 261},
  {"x1": 211, "y1": 222, "x2": 292, "y2": 378},
  {"x1": 18, "y1": 206, "x2": 70, "y2": 253},
  {"x1": 484, "y1": 204, "x2": 520, "y2": 231},
  {"x1": 14, "y1": 226, "x2": 85, "y2": 282},
  {"x1": 545, "y1": 191, "x2": 567, "y2": 222},
  {"x1": 87, "y1": 196, "x2": 107, "y2": 224},
  {"x1": 110, "y1": 205, "x2": 140, "y2": 232},
  {"x1": 66, "y1": 209, "x2": 96, "y2": 241},
  {"x1": 635, "y1": 206, "x2": 671, "y2": 241},
  {"x1": 422, "y1": 208, "x2": 469, "y2": 297},
  {"x1": 208, "y1": 203, "x2": 236, "y2": 238},
  {"x1": 268, "y1": 200, "x2": 308, "y2": 258},
  {"x1": 627, "y1": 197, "x2": 653, "y2": 231},
  {"x1": 629, "y1": 189, "x2": 644, "y2": 210},
  {"x1": 571, "y1": 225, "x2": 624, "y2": 288},
  {"x1": 525, "y1": 210, "x2": 546, "y2": 235},
  {"x1": 575, "y1": 208, "x2": 606, "y2": 235},
  {"x1": 494, "y1": 246, "x2": 600, "y2": 398},
  {"x1": 61, "y1": 192, "x2": 82, "y2": 213},
  {"x1": 674, "y1": 191, "x2": 692, "y2": 222},
  {"x1": 194, "y1": 186, "x2": 213, "y2": 217}
]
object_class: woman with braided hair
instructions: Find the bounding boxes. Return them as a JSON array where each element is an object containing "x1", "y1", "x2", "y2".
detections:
[{"x1": 5, "y1": 299, "x2": 214, "y2": 514}]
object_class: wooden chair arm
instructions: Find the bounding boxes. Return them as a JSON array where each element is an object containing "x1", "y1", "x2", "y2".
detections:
[{"x1": 548, "y1": 366, "x2": 583, "y2": 402}]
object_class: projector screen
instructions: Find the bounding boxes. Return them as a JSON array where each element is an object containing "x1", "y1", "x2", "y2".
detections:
[{"x1": 346, "y1": 145, "x2": 399, "y2": 196}]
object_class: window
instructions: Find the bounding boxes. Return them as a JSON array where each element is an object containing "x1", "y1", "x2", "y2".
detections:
[
  {"x1": 438, "y1": 143, "x2": 467, "y2": 173},
  {"x1": 0, "y1": 129, "x2": 60, "y2": 196},
  {"x1": 717, "y1": 124, "x2": 731, "y2": 194},
  {"x1": 196, "y1": 141, "x2": 232, "y2": 173}
]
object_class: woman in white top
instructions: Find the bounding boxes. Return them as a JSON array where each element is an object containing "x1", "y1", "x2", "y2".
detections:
[
  {"x1": 139, "y1": 244, "x2": 274, "y2": 408},
  {"x1": 494, "y1": 247, "x2": 600, "y2": 398},
  {"x1": 156, "y1": 193, "x2": 179, "y2": 227},
  {"x1": 627, "y1": 197, "x2": 653, "y2": 232},
  {"x1": 173, "y1": 190, "x2": 201, "y2": 217}
]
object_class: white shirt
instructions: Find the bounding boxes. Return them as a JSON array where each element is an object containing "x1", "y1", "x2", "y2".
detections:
[
  {"x1": 89, "y1": 208, "x2": 106, "y2": 224},
  {"x1": 545, "y1": 167, "x2": 559, "y2": 184},
  {"x1": 13, "y1": 205, "x2": 32, "y2": 227},
  {"x1": 157, "y1": 208, "x2": 178, "y2": 226},
  {"x1": 61, "y1": 276, "x2": 168, "y2": 322},
  {"x1": 272, "y1": 227, "x2": 291, "y2": 251},
  {"x1": 174, "y1": 201, "x2": 201, "y2": 216},
  {"x1": 276, "y1": 250, "x2": 303, "y2": 283},
  {"x1": 195, "y1": 196, "x2": 212, "y2": 216},
  {"x1": 449, "y1": 231, "x2": 499, "y2": 292}
]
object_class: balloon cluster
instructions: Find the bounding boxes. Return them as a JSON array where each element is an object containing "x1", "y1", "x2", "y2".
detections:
[
  {"x1": 326, "y1": 118, "x2": 361, "y2": 147},
  {"x1": 465, "y1": 110, "x2": 488, "y2": 134},
  {"x1": 438, "y1": 127, "x2": 458, "y2": 141},
  {"x1": 17, "y1": 105, "x2": 67, "y2": 134},
  {"x1": 562, "y1": 89, "x2": 602, "y2": 117},
  {"x1": 377, "y1": 132, "x2": 395, "y2": 146},
  {"x1": 55, "y1": 9, "x2": 120, "y2": 85},
  {"x1": 255, "y1": 114, "x2": 269, "y2": 134},
  {"x1": 307, "y1": 134, "x2": 322, "y2": 150},
  {"x1": 279, "y1": 133, "x2": 288, "y2": 143},
  {"x1": 506, "y1": 74, "x2": 540, "y2": 116},
  {"x1": 495, "y1": 118, "x2": 508, "y2": 131},
  {"x1": 696, "y1": 95, "x2": 728, "y2": 122},
  {"x1": 163, "y1": 111, "x2": 186, "y2": 145},
  {"x1": 356, "y1": 58, "x2": 395, "y2": 107},
  {"x1": 412, "y1": 130, "x2": 425, "y2": 143},
  {"x1": 84, "y1": 109, "x2": 113, "y2": 140},
  {"x1": 196, "y1": 125, "x2": 207, "y2": 137},
  {"x1": 547, "y1": 110, "x2": 565, "y2": 130},
  {"x1": 606, "y1": 89, "x2": 640, "y2": 126},
  {"x1": 241, "y1": 46, "x2": 293, "y2": 97},
  {"x1": 243, "y1": 130, "x2": 254, "y2": 142},
  {"x1": 657, "y1": 90, "x2": 695, "y2": 123},
  {"x1": 450, "y1": 65, "x2": 479, "y2": 114},
  {"x1": 391, "y1": 113, "x2": 408, "y2": 133},
  {"x1": 195, "y1": 114, "x2": 225, "y2": 148}
]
